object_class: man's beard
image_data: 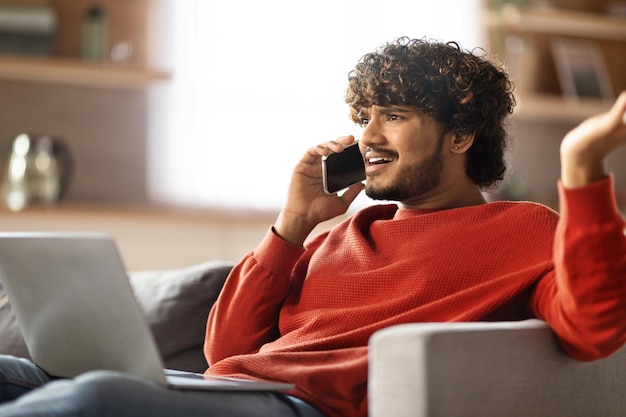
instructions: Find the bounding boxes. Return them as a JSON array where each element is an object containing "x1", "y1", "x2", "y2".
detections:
[{"x1": 365, "y1": 134, "x2": 445, "y2": 202}]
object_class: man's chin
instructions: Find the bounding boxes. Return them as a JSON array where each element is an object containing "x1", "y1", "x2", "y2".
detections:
[{"x1": 365, "y1": 184, "x2": 398, "y2": 201}]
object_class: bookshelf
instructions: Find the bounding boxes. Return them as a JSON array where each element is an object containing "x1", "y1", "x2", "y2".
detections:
[
  {"x1": 0, "y1": 0, "x2": 171, "y2": 89},
  {"x1": 484, "y1": 0, "x2": 626, "y2": 122}
]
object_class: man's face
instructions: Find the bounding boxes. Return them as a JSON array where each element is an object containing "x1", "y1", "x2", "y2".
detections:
[{"x1": 357, "y1": 105, "x2": 448, "y2": 204}]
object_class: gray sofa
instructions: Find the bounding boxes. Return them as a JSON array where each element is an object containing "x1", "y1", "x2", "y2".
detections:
[
  {"x1": 2, "y1": 261, "x2": 625, "y2": 416},
  {"x1": 369, "y1": 320, "x2": 626, "y2": 417}
]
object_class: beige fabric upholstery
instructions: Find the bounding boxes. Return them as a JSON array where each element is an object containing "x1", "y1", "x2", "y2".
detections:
[{"x1": 368, "y1": 319, "x2": 626, "y2": 417}]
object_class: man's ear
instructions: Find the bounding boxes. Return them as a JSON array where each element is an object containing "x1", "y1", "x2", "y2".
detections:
[{"x1": 450, "y1": 131, "x2": 476, "y2": 153}]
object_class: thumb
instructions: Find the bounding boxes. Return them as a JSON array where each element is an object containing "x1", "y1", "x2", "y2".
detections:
[{"x1": 339, "y1": 182, "x2": 366, "y2": 207}]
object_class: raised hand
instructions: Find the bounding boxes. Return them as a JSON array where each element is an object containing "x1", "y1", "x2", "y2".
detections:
[
  {"x1": 560, "y1": 91, "x2": 626, "y2": 188},
  {"x1": 274, "y1": 136, "x2": 365, "y2": 246}
]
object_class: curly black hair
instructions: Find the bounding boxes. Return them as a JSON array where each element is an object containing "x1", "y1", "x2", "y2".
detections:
[{"x1": 345, "y1": 37, "x2": 516, "y2": 188}]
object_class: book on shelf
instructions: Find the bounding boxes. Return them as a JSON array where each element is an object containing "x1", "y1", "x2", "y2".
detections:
[{"x1": 0, "y1": 4, "x2": 56, "y2": 56}]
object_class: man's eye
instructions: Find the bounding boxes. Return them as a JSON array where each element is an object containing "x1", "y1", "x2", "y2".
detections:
[
  {"x1": 359, "y1": 118, "x2": 370, "y2": 127},
  {"x1": 388, "y1": 114, "x2": 400, "y2": 121}
]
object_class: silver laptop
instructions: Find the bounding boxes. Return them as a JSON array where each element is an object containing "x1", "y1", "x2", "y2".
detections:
[{"x1": 0, "y1": 232, "x2": 293, "y2": 392}]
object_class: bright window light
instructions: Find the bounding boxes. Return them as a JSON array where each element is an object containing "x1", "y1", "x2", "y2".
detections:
[{"x1": 149, "y1": 0, "x2": 483, "y2": 211}]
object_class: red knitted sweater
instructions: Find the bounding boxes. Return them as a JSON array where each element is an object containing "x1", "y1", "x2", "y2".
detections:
[{"x1": 204, "y1": 177, "x2": 626, "y2": 417}]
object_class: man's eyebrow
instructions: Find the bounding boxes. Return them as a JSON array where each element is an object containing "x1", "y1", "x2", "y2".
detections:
[
  {"x1": 377, "y1": 105, "x2": 413, "y2": 114},
  {"x1": 357, "y1": 106, "x2": 412, "y2": 118}
]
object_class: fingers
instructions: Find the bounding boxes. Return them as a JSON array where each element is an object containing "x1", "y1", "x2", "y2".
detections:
[
  {"x1": 595, "y1": 90, "x2": 626, "y2": 148},
  {"x1": 595, "y1": 90, "x2": 626, "y2": 138},
  {"x1": 307, "y1": 136, "x2": 356, "y2": 157},
  {"x1": 609, "y1": 91, "x2": 626, "y2": 126}
]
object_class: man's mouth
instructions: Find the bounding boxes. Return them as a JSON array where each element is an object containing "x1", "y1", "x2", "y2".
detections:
[
  {"x1": 365, "y1": 148, "x2": 396, "y2": 164},
  {"x1": 364, "y1": 148, "x2": 396, "y2": 173},
  {"x1": 367, "y1": 156, "x2": 394, "y2": 165}
]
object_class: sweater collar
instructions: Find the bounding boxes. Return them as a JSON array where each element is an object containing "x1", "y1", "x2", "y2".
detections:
[{"x1": 393, "y1": 207, "x2": 447, "y2": 220}]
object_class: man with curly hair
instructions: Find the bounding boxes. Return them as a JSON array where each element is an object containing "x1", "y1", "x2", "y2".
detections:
[{"x1": 1, "y1": 37, "x2": 626, "y2": 417}]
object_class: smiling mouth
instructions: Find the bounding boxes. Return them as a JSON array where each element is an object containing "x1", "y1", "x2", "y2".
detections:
[
  {"x1": 365, "y1": 146, "x2": 397, "y2": 167},
  {"x1": 367, "y1": 157, "x2": 394, "y2": 165},
  {"x1": 365, "y1": 151, "x2": 396, "y2": 174}
]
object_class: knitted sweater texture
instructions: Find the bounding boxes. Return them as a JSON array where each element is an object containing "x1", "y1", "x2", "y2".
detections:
[{"x1": 204, "y1": 177, "x2": 626, "y2": 417}]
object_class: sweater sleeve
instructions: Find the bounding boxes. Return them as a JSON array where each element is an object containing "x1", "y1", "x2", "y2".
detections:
[
  {"x1": 531, "y1": 176, "x2": 626, "y2": 361},
  {"x1": 204, "y1": 228, "x2": 305, "y2": 365}
]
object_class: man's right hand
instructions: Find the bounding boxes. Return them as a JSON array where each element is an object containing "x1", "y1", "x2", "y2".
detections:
[{"x1": 273, "y1": 135, "x2": 365, "y2": 246}]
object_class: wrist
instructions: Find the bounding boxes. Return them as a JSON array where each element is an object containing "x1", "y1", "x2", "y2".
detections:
[
  {"x1": 273, "y1": 210, "x2": 317, "y2": 247},
  {"x1": 560, "y1": 159, "x2": 607, "y2": 189}
]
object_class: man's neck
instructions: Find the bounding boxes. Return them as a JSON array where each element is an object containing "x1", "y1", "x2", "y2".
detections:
[{"x1": 399, "y1": 183, "x2": 487, "y2": 211}]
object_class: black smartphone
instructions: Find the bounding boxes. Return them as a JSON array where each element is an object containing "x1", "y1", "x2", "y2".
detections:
[{"x1": 322, "y1": 142, "x2": 366, "y2": 194}]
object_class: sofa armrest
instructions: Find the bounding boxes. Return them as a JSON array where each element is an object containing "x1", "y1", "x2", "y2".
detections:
[{"x1": 368, "y1": 319, "x2": 626, "y2": 417}]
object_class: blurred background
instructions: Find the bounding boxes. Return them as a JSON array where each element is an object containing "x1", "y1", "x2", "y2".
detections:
[{"x1": 0, "y1": 0, "x2": 623, "y2": 269}]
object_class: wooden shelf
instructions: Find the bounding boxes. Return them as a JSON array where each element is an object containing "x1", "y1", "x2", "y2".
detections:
[
  {"x1": 0, "y1": 55, "x2": 171, "y2": 90},
  {"x1": 0, "y1": 205, "x2": 274, "y2": 270},
  {"x1": 513, "y1": 93, "x2": 612, "y2": 123},
  {"x1": 485, "y1": 4, "x2": 624, "y2": 124},
  {"x1": 487, "y1": 7, "x2": 626, "y2": 41}
]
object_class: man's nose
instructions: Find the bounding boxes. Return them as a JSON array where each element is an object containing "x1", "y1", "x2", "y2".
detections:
[{"x1": 360, "y1": 118, "x2": 383, "y2": 147}]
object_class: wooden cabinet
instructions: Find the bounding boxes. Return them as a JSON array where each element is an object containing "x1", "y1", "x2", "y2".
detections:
[
  {"x1": 0, "y1": 0, "x2": 170, "y2": 90},
  {"x1": 0, "y1": 206, "x2": 275, "y2": 270},
  {"x1": 0, "y1": 205, "x2": 347, "y2": 270},
  {"x1": 484, "y1": 0, "x2": 626, "y2": 122}
]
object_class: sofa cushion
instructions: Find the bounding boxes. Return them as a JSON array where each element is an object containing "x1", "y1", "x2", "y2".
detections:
[
  {"x1": 0, "y1": 259, "x2": 233, "y2": 374},
  {"x1": 0, "y1": 290, "x2": 27, "y2": 360},
  {"x1": 129, "y1": 260, "x2": 233, "y2": 372}
]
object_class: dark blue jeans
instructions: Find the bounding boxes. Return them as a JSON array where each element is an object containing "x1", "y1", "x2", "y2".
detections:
[{"x1": 0, "y1": 355, "x2": 325, "y2": 417}]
